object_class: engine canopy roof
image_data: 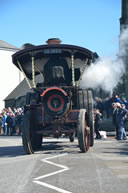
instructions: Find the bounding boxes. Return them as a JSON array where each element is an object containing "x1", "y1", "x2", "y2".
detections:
[{"x1": 12, "y1": 43, "x2": 97, "y2": 81}]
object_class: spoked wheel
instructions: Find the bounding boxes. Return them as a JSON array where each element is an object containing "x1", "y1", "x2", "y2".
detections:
[
  {"x1": 22, "y1": 111, "x2": 41, "y2": 154},
  {"x1": 87, "y1": 90, "x2": 94, "y2": 147},
  {"x1": 77, "y1": 109, "x2": 90, "y2": 152}
]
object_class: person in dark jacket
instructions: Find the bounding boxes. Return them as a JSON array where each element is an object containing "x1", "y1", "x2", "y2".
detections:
[
  {"x1": 112, "y1": 103, "x2": 119, "y2": 139},
  {"x1": 95, "y1": 98, "x2": 104, "y2": 115},
  {"x1": 121, "y1": 96, "x2": 128, "y2": 109},
  {"x1": 94, "y1": 108, "x2": 102, "y2": 139},
  {"x1": 15, "y1": 111, "x2": 23, "y2": 135},
  {"x1": 6, "y1": 113, "x2": 13, "y2": 135},
  {"x1": 116, "y1": 103, "x2": 128, "y2": 140}
]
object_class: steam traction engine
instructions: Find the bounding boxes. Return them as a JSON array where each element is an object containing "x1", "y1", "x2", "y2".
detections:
[{"x1": 12, "y1": 38, "x2": 96, "y2": 154}]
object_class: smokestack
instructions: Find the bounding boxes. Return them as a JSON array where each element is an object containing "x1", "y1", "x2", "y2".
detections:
[
  {"x1": 120, "y1": 0, "x2": 128, "y2": 31},
  {"x1": 46, "y1": 38, "x2": 62, "y2": 44},
  {"x1": 119, "y1": 0, "x2": 128, "y2": 97}
]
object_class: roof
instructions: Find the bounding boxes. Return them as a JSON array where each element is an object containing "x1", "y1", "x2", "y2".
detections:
[
  {"x1": 0, "y1": 40, "x2": 20, "y2": 51},
  {"x1": 4, "y1": 75, "x2": 43, "y2": 101},
  {"x1": 4, "y1": 79, "x2": 30, "y2": 101}
]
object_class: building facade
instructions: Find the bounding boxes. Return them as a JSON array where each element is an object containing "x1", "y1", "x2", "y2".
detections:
[{"x1": 0, "y1": 40, "x2": 21, "y2": 110}]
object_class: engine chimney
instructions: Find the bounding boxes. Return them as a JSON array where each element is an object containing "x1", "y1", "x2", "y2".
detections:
[
  {"x1": 120, "y1": 0, "x2": 128, "y2": 31},
  {"x1": 46, "y1": 38, "x2": 62, "y2": 44}
]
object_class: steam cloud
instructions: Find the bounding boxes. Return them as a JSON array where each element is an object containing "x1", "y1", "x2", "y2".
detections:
[{"x1": 80, "y1": 28, "x2": 128, "y2": 93}]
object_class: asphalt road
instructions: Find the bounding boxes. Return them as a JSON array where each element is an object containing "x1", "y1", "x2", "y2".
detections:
[{"x1": 0, "y1": 136, "x2": 128, "y2": 193}]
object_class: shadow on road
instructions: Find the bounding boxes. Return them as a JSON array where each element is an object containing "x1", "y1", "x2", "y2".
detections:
[
  {"x1": 0, "y1": 145, "x2": 26, "y2": 157},
  {"x1": 38, "y1": 140, "x2": 80, "y2": 155},
  {"x1": 0, "y1": 137, "x2": 83, "y2": 157},
  {"x1": 103, "y1": 142, "x2": 128, "y2": 156}
]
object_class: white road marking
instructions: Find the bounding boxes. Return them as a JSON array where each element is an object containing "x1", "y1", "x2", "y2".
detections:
[
  {"x1": 33, "y1": 153, "x2": 72, "y2": 193},
  {"x1": 34, "y1": 168, "x2": 67, "y2": 180},
  {"x1": 33, "y1": 181, "x2": 72, "y2": 193}
]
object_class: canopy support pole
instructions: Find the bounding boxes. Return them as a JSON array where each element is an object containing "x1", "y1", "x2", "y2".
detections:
[
  {"x1": 35, "y1": 64, "x2": 44, "y2": 79},
  {"x1": 71, "y1": 54, "x2": 75, "y2": 86},
  {"x1": 17, "y1": 60, "x2": 32, "y2": 89},
  {"x1": 77, "y1": 58, "x2": 89, "y2": 87},
  {"x1": 32, "y1": 56, "x2": 36, "y2": 88}
]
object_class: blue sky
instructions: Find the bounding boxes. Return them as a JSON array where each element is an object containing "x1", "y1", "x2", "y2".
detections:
[{"x1": 0, "y1": 0, "x2": 121, "y2": 58}]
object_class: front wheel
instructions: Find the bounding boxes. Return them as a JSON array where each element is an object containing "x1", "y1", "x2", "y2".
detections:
[
  {"x1": 22, "y1": 111, "x2": 38, "y2": 154},
  {"x1": 77, "y1": 109, "x2": 90, "y2": 152}
]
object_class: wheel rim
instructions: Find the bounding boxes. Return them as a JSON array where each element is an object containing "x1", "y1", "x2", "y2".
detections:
[{"x1": 78, "y1": 109, "x2": 90, "y2": 152}]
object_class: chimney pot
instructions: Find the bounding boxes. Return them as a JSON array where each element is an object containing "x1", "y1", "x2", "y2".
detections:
[{"x1": 46, "y1": 38, "x2": 62, "y2": 44}]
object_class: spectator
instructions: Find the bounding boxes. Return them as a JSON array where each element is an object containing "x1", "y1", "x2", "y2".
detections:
[
  {"x1": 116, "y1": 103, "x2": 128, "y2": 140},
  {"x1": 2, "y1": 112, "x2": 7, "y2": 135},
  {"x1": 94, "y1": 108, "x2": 102, "y2": 139},
  {"x1": 121, "y1": 96, "x2": 128, "y2": 109},
  {"x1": 95, "y1": 98, "x2": 104, "y2": 115},
  {"x1": 0, "y1": 107, "x2": 24, "y2": 136},
  {"x1": 6, "y1": 113, "x2": 13, "y2": 135},
  {"x1": 0, "y1": 114, "x2": 3, "y2": 135},
  {"x1": 103, "y1": 97, "x2": 111, "y2": 118},
  {"x1": 112, "y1": 103, "x2": 119, "y2": 139},
  {"x1": 11, "y1": 113, "x2": 16, "y2": 135},
  {"x1": 15, "y1": 111, "x2": 23, "y2": 135},
  {"x1": 115, "y1": 95, "x2": 121, "y2": 103}
]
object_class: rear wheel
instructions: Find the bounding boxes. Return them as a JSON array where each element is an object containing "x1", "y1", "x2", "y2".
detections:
[
  {"x1": 83, "y1": 90, "x2": 88, "y2": 109},
  {"x1": 87, "y1": 90, "x2": 94, "y2": 147},
  {"x1": 77, "y1": 90, "x2": 94, "y2": 147},
  {"x1": 77, "y1": 90, "x2": 84, "y2": 108},
  {"x1": 77, "y1": 90, "x2": 88, "y2": 109},
  {"x1": 77, "y1": 109, "x2": 90, "y2": 152}
]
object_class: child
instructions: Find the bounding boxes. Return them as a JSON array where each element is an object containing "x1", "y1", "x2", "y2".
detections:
[{"x1": 94, "y1": 109, "x2": 102, "y2": 139}]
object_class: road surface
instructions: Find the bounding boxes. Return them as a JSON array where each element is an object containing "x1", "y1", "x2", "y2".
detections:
[{"x1": 0, "y1": 136, "x2": 128, "y2": 193}]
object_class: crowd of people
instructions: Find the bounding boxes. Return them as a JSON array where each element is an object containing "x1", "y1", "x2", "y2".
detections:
[
  {"x1": 94, "y1": 93, "x2": 128, "y2": 140},
  {"x1": 0, "y1": 107, "x2": 24, "y2": 136}
]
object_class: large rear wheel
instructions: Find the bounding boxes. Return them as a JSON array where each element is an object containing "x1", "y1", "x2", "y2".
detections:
[
  {"x1": 77, "y1": 90, "x2": 84, "y2": 108},
  {"x1": 87, "y1": 90, "x2": 94, "y2": 147},
  {"x1": 77, "y1": 109, "x2": 90, "y2": 152}
]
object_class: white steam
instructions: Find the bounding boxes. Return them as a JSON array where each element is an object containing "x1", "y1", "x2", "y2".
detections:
[
  {"x1": 80, "y1": 28, "x2": 128, "y2": 93},
  {"x1": 119, "y1": 28, "x2": 128, "y2": 57},
  {"x1": 80, "y1": 58, "x2": 125, "y2": 92}
]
